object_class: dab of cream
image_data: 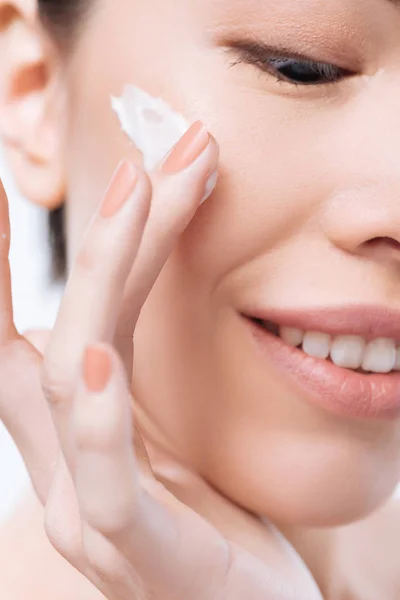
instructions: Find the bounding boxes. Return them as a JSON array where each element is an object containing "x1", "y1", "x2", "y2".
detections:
[{"x1": 111, "y1": 85, "x2": 190, "y2": 171}]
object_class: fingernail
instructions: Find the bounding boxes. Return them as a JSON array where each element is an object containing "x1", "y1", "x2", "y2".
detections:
[
  {"x1": 100, "y1": 160, "x2": 138, "y2": 218},
  {"x1": 161, "y1": 121, "x2": 210, "y2": 174},
  {"x1": 200, "y1": 169, "x2": 218, "y2": 204},
  {"x1": 83, "y1": 346, "x2": 112, "y2": 393}
]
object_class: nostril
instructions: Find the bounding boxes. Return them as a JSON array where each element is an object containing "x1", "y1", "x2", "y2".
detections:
[
  {"x1": 360, "y1": 236, "x2": 400, "y2": 263},
  {"x1": 365, "y1": 237, "x2": 400, "y2": 251}
]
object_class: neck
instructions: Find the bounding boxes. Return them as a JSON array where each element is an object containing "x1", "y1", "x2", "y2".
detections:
[{"x1": 277, "y1": 523, "x2": 346, "y2": 599}]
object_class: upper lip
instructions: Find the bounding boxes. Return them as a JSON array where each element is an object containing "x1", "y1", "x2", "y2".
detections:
[{"x1": 242, "y1": 305, "x2": 400, "y2": 341}]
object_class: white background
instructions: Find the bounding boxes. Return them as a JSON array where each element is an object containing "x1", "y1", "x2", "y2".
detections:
[{"x1": 0, "y1": 155, "x2": 398, "y2": 525}]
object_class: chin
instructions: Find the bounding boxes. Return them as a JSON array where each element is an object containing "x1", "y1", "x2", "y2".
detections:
[
  {"x1": 216, "y1": 473, "x2": 398, "y2": 529},
  {"x1": 203, "y1": 309, "x2": 400, "y2": 527},
  {"x1": 203, "y1": 427, "x2": 400, "y2": 528}
]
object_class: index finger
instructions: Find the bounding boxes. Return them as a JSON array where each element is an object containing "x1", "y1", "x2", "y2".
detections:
[
  {"x1": 42, "y1": 161, "x2": 151, "y2": 475},
  {"x1": 0, "y1": 181, "x2": 59, "y2": 503}
]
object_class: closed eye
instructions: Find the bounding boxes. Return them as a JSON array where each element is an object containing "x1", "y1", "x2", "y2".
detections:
[{"x1": 228, "y1": 41, "x2": 355, "y2": 87}]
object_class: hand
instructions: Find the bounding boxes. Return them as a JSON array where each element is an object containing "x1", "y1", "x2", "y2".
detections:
[{"x1": 0, "y1": 123, "x2": 320, "y2": 600}]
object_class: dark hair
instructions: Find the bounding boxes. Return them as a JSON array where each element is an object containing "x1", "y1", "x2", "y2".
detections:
[{"x1": 38, "y1": 0, "x2": 90, "y2": 279}]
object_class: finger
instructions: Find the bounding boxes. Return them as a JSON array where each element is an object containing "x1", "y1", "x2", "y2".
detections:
[
  {"x1": 42, "y1": 160, "x2": 151, "y2": 471},
  {"x1": 73, "y1": 344, "x2": 149, "y2": 526},
  {"x1": 72, "y1": 341, "x2": 304, "y2": 600},
  {"x1": 24, "y1": 329, "x2": 51, "y2": 354},
  {"x1": 73, "y1": 344, "x2": 185, "y2": 592},
  {"x1": 44, "y1": 452, "x2": 85, "y2": 569},
  {"x1": 115, "y1": 121, "x2": 219, "y2": 375},
  {"x1": 0, "y1": 337, "x2": 60, "y2": 503},
  {"x1": 0, "y1": 180, "x2": 18, "y2": 342},
  {"x1": 73, "y1": 344, "x2": 232, "y2": 599},
  {"x1": 44, "y1": 122, "x2": 217, "y2": 469},
  {"x1": 46, "y1": 437, "x2": 143, "y2": 600},
  {"x1": 0, "y1": 182, "x2": 59, "y2": 503}
]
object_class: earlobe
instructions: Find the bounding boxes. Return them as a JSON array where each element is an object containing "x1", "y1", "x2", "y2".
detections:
[{"x1": 0, "y1": 0, "x2": 65, "y2": 210}]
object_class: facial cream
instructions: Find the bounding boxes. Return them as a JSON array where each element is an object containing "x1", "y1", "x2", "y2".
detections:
[{"x1": 111, "y1": 85, "x2": 190, "y2": 171}]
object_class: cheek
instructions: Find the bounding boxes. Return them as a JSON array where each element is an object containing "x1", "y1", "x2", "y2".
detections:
[
  {"x1": 172, "y1": 107, "x2": 324, "y2": 286},
  {"x1": 63, "y1": 0, "x2": 331, "y2": 268},
  {"x1": 63, "y1": 0, "x2": 208, "y2": 258},
  {"x1": 153, "y1": 61, "x2": 336, "y2": 282}
]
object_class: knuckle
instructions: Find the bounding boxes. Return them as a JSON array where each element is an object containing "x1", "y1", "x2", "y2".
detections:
[
  {"x1": 82, "y1": 527, "x2": 126, "y2": 582},
  {"x1": 44, "y1": 506, "x2": 81, "y2": 565},
  {"x1": 74, "y1": 419, "x2": 117, "y2": 453},
  {"x1": 75, "y1": 224, "x2": 121, "y2": 280},
  {"x1": 41, "y1": 355, "x2": 73, "y2": 406},
  {"x1": 88, "y1": 545, "x2": 119, "y2": 578},
  {"x1": 74, "y1": 403, "x2": 123, "y2": 453},
  {"x1": 81, "y1": 497, "x2": 135, "y2": 538},
  {"x1": 75, "y1": 216, "x2": 116, "y2": 272},
  {"x1": 76, "y1": 215, "x2": 122, "y2": 274},
  {"x1": 75, "y1": 229, "x2": 101, "y2": 272}
]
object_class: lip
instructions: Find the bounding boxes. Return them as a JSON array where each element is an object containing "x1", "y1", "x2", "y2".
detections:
[
  {"x1": 241, "y1": 308, "x2": 400, "y2": 420},
  {"x1": 244, "y1": 305, "x2": 400, "y2": 341}
]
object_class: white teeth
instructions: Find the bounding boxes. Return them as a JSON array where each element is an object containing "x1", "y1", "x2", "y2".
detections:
[
  {"x1": 395, "y1": 347, "x2": 400, "y2": 371},
  {"x1": 330, "y1": 336, "x2": 366, "y2": 370},
  {"x1": 276, "y1": 324, "x2": 400, "y2": 374},
  {"x1": 302, "y1": 331, "x2": 331, "y2": 360},
  {"x1": 279, "y1": 326, "x2": 304, "y2": 347},
  {"x1": 361, "y1": 338, "x2": 396, "y2": 374}
]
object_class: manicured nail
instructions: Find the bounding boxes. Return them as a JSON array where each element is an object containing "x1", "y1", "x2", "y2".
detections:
[
  {"x1": 100, "y1": 160, "x2": 138, "y2": 218},
  {"x1": 83, "y1": 346, "x2": 112, "y2": 393},
  {"x1": 161, "y1": 121, "x2": 210, "y2": 174}
]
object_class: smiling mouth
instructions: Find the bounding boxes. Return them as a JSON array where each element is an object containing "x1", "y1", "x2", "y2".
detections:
[
  {"x1": 242, "y1": 309, "x2": 400, "y2": 419},
  {"x1": 253, "y1": 318, "x2": 400, "y2": 375}
]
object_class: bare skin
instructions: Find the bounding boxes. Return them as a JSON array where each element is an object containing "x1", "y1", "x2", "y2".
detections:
[
  {"x1": 0, "y1": 161, "x2": 323, "y2": 600},
  {"x1": 0, "y1": 0, "x2": 400, "y2": 598},
  {"x1": 0, "y1": 472, "x2": 399, "y2": 599}
]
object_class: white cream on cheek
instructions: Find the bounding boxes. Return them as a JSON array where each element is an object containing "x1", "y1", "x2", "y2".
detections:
[{"x1": 111, "y1": 85, "x2": 190, "y2": 170}]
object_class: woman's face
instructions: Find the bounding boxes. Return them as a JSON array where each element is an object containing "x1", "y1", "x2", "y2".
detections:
[{"x1": 6, "y1": 0, "x2": 400, "y2": 526}]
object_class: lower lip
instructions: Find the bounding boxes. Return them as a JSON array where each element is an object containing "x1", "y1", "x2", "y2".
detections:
[{"x1": 244, "y1": 317, "x2": 400, "y2": 420}]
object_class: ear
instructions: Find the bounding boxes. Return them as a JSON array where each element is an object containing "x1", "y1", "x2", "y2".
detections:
[{"x1": 0, "y1": 0, "x2": 65, "y2": 209}]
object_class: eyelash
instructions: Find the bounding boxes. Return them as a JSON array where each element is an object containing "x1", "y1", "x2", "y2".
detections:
[{"x1": 229, "y1": 43, "x2": 353, "y2": 87}]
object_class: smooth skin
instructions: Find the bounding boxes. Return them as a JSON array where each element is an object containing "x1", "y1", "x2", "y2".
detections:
[
  {"x1": 0, "y1": 136, "x2": 322, "y2": 600},
  {"x1": 0, "y1": 0, "x2": 400, "y2": 598}
]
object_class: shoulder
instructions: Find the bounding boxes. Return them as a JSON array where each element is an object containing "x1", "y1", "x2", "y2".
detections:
[{"x1": 0, "y1": 488, "x2": 104, "y2": 600}]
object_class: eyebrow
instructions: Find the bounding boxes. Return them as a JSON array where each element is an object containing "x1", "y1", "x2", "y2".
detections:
[{"x1": 386, "y1": 0, "x2": 400, "y2": 6}]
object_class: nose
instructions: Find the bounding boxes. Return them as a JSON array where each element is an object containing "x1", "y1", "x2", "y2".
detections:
[
  {"x1": 323, "y1": 183, "x2": 400, "y2": 263},
  {"x1": 322, "y1": 82, "x2": 400, "y2": 265}
]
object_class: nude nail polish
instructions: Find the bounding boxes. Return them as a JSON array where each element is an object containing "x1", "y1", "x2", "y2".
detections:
[
  {"x1": 161, "y1": 121, "x2": 209, "y2": 174},
  {"x1": 83, "y1": 346, "x2": 112, "y2": 393},
  {"x1": 100, "y1": 160, "x2": 138, "y2": 218}
]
